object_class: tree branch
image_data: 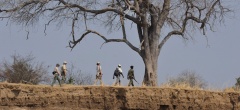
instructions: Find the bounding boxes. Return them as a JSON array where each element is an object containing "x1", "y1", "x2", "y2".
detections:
[
  {"x1": 68, "y1": 29, "x2": 140, "y2": 53},
  {"x1": 119, "y1": 7, "x2": 127, "y2": 40},
  {"x1": 157, "y1": 0, "x2": 170, "y2": 29},
  {"x1": 158, "y1": 31, "x2": 183, "y2": 49},
  {"x1": 58, "y1": 0, "x2": 141, "y2": 24},
  {"x1": 0, "y1": 0, "x2": 141, "y2": 25},
  {"x1": 160, "y1": 0, "x2": 222, "y2": 48}
]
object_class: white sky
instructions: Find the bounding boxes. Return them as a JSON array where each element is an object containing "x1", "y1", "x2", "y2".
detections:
[{"x1": 0, "y1": 1, "x2": 240, "y2": 88}]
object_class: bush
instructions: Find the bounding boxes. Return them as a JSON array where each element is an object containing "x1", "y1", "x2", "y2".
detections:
[
  {"x1": 234, "y1": 77, "x2": 240, "y2": 90},
  {"x1": 0, "y1": 53, "x2": 49, "y2": 84},
  {"x1": 67, "y1": 64, "x2": 93, "y2": 85},
  {"x1": 167, "y1": 70, "x2": 207, "y2": 89}
]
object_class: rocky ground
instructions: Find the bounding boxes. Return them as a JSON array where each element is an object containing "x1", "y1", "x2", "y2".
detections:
[{"x1": 0, "y1": 82, "x2": 240, "y2": 110}]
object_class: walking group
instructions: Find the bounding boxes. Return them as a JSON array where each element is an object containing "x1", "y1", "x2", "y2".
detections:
[
  {"x1": 51, "y1": 61, "x2": 137, "y2": 87},
  {"x1": 51, "y1": 61, "x2": 68, "y2": 87},
  {"x1": 94, "y1": 62, "x2": 137, "y2": 87}
]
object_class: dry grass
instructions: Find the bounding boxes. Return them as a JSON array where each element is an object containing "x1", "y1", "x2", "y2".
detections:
[
  {"x1": 159, "y1": 82, "x2": 240, "y2": 93},
  {"x1": 159, "y1": 82, "x2": 203, "y2": 90},
  {"x1": 223, "y1": 87, "x2": 240, "y2": 93},
  {"x1": 2, "y1": 82, "x2": 240, "y2": 93},
  {"x1": 60, "y1": 83, "x2": 240, "y2": 93}
]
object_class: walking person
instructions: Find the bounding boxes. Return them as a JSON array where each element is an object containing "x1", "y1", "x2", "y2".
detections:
[
  {"x1": 113, "y1": 64, "x2": 124, "y2": 86},
  {"x1": 61, "y1": 61, "x2": 68, "y2": 83},
  {"x1": 51, "y1": 64, "x2": 62, "y2": 87},
  {"x1": 94, "y1": 62, "x2": 103, "y2": 85},
  {"x1": 127, "y1": 65, "x2": 135, "y2": 86}
]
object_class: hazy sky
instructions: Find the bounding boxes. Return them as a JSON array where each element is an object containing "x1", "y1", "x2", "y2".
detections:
[{"x1": 0, "y1": 1, "x2": 240, "y2": 88}]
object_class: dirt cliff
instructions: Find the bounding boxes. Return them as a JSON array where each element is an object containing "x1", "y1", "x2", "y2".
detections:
[{"x1": 0, "y1": 83, "x2": 240, "y2": 110}]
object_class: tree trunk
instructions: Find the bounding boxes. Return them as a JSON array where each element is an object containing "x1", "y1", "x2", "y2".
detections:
[
  {"x1": 142, "y1": 54, "x2": 159, "y2": 86},
  {"x1": 138, "y1": 0, "x2": 169, "y2": 86},
  {"x1": 140, "y1": 21, "x2": 160, "y2": 86}
]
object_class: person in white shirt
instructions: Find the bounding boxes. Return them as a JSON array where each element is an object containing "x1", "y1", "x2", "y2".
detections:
[
  {"x1": 113, "y1": 64, "x2": 124, "y2": 86},
  {"x1": 94, "y1": 62, "x2": 103, "y2": 85},
  {"x1": 51, "y1": 64, "x2": 62, "y2": 87},
  {"x1": 61, "y1": 61, "x2": 67, "y2": 83}
]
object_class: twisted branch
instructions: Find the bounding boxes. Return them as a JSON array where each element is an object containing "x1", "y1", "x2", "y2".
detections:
[{"x1": 68, "y1": 29, "x2": 140, "y2": 53}]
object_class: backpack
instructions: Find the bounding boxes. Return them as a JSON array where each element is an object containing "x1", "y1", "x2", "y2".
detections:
[
  {"x1": 114, "y1": 68, "x2": 120, "y2": 76},
  {"x1": 52, "y1": 71, "x2": 56, "y2": 75},
  {"x1": 97, "y1": 72, "x2": 102, "y2": 76}
]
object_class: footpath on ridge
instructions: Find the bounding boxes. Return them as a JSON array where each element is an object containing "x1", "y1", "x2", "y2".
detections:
[{"x1": 0, "y1": 83, "x2": 239, "y2": 110}]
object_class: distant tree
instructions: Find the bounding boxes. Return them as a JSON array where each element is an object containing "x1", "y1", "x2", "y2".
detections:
[
  {"x1": 234, "y1": 77, "x2": 240, "y2": 90},
  {"x1": 0, "y1": 0, "x2": 232, "y2": 86},
  {"x1": 67, "y1": 64, "x2": 93, "y2": 85},
  {"x1": 167, "y1": 70, "x2": 207, "y2": 88},
  {"x1": 0, "y1": 63, "x2": 4, "y2": 82},
  {"x1": 0, "y1": 53, "x2": 49, "y2": 84}
]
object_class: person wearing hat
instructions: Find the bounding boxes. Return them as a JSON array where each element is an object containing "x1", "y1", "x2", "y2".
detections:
[
  {"x1": 51, "y1": 63, "x2": 62, "y2": 87},
  {"x1": 61, "y1": 61, "x2": 68, "y2": 83},
  {"x1": 94, "y1": 62, "x2": 103, "y2": 85},
  {"x1": 127, "y1": 65, "x2": 135, "y2": 86},
  {"x1": 113, "y1": 64, "x2": 124, "y2": 86}
]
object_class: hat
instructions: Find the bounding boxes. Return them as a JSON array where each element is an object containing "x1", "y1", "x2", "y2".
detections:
[
  {"x1": 118, "y1": 64, "x2": 121, "y2": 67},
  {"x1": 63, "y1": 61, "x2": 67, "y2": 64},
  {"x1": 97, "y1": 62, "x2": 100, "y2": 65}
]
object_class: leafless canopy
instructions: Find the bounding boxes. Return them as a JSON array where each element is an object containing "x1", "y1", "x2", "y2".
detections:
[
  {"x1": 0, "y1": 0, "x2": 230, "y2": 52},
  {"x1": 167, "y1": 70, "x2": 207, "y2": 89},
  {"x1": 0, "y1": 53, "x2": 49, "y2": 84},
  {"x1": 0, "y1": 0, "x2": 231, "y2": 86}
]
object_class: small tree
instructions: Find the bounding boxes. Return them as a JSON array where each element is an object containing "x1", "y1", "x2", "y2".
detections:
[
  {"x1": 67, "y1": 64, "x2": 93, "y2": 85},
  {"x1": 167, "y1": 70, "x2": 207, "y2": 89},
  {"x1": 234, "y1": 77, "x2": 240, "y2": 90},
  {"x1": 0, "y1": 53, "x2": 49, "y2": 84}
]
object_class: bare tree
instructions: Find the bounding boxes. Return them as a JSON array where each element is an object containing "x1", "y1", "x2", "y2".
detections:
[
  {"x1": 67, "y1": 63, "x2": 93, "y2": 85},
  {"x1": 0, "y1": 0, "x2": 231, "y2": 86},
  {"x1": 167, "y1": 70, "x2": 207, "y2": 89},
  {"x1": 0, "y1": 53, "x2": 49, "y2": 84}
]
